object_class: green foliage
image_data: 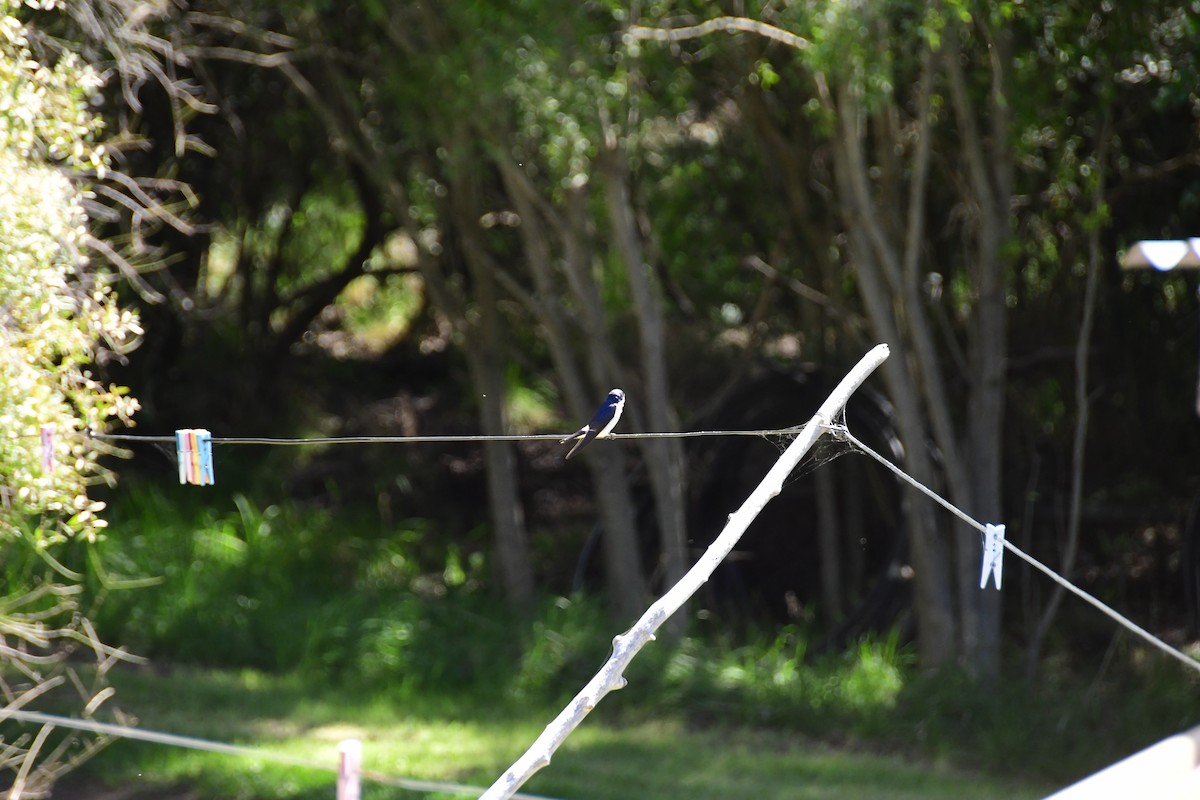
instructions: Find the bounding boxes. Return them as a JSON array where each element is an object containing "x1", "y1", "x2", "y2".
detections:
[
  {"x1": 0, "y1": 0, "x2": 140, "y2": 545},
  {"x1": 895, "y1": 658, "x2": 1200, "y2": 777},
  {"x1": 88, "y1": 482, "x2": 419, "y2": 672},
  {"x1": 0, "y1": 10, "x2": 103, "y2": 169},
  {"x1": 511, "y1": 595, "x2": 613, "y2": 699},
  {"x1": 64, "y1": 0, "x2": 1200, "y2": 720},
  {"x1": 504, "y1": 37, "x2": 597, "y2": 189},
  {"x1": 648, "y1": 626, "x2": 911, "y2": 730},
  {"x1": 91, "y1": 483, "x2": 595, "y2": 692},
  {"x1": 336, "y1": 271, "x2": 426, "y2": 356},
  {"x1": 0, "y1": 2, "x2": 151, "y2": 794}
]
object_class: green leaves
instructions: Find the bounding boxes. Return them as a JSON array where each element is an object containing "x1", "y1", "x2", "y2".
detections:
[{"x1": 0, "y1": 4, "x2": 139, "y2": 545}]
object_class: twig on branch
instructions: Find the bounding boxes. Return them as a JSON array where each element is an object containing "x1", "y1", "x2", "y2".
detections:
[
  {"x1": 82, "y1": 235, "x2": 166, "y2": 304},
  {"x1": 626, "y1": 16, "x2": 811, "y2": 50},
  {"x1": 480, "y1": 344, "x2": 891, "y2": 800},
  {"x1": 179, "y1": 44, "x2": 293, "y2": 69},
  {"x1": 184, "y1": 11, "x2": 300, "y2": 49},
  {"x1": 745, "y1": 255, "x2": 842, "y2": 317}
]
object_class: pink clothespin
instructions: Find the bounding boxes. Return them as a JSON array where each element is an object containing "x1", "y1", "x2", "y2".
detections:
[
  {"x1": 980, "y1": 523, "x2": 1005, "y2": 590},
  {"x1": 40, "y1": 425, "x2": 54, "y2": 474},
  {"x1": 175, "y1": 430, "x2": 192, "y2": 484}
]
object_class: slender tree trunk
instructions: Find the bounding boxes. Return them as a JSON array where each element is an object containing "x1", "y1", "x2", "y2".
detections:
[
  {"x1": 855, "y1": 257, "x2": 959, "y2": 669},
  {"x1": 1027, "y1": 130, "x2": 1108, "y2": 677},
  {"x1": 596, "y1": 140, "x2": 689, "y2": 619},
  {"x1": 827, "y1": 83, "x2": 958, "y2": 668},
  {"x1": 467, "y1": 347, "x2": 535, "y2": 607},
  {"x1": 944, "y1": 27, "x2": 1014, "y2": 677},
  {"x1": 447, "y1": 139, "x2": 534, "y2": 606},
  {"x1": 461, "y1": 265, "x2": 535, "y2": 608}
]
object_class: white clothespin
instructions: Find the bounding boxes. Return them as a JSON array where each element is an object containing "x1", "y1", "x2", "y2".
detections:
[
  {"x1": 40, "y1": 424, "x2": 54, "y2": 474},
  {"x1": 979, "y1": 523, "x2": 1005, "y2": 590},
  {"x1": 175, "y1": 430, "x2": 190, "y2": 484}
]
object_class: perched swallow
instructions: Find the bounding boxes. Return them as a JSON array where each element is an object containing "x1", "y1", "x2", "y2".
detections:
[{"x1": 561, "y1": 388, "x2": 625, "y2": 460}]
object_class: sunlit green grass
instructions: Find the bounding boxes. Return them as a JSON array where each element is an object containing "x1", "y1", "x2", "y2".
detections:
[{"x1": 74, "y1": 667, "x2": 1049, "y2": 800}]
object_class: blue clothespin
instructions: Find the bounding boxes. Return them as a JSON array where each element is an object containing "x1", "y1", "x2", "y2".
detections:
[
  {"x1": 979, "y1": 523, "x2": 1005, "y2": 590},
  {"x1": 196, "y1": 430, "x2": 215, "y2": 486}
]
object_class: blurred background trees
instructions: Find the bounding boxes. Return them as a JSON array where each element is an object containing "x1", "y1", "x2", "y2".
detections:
[{"x1": 7, "y1": 0, "x2": 1199, "y2": 704}]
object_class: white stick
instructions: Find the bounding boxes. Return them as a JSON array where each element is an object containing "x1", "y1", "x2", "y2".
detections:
[{"x1": 480, "y1": 344, "x2": 891, "y2": 800}]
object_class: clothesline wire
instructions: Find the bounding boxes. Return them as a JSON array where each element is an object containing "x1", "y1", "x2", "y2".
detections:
[
  {"x1": 0, "y1": 708, "x2": 560, "y2": 800},
  {"x1": 826, "y1": 422, "x2": 1200, "y2": 677},
  {"x1": 80, "y1": 428, "x2": 802, "y2": 445}
]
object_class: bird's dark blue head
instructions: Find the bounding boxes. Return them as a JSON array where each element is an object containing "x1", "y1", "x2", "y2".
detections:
[{"x1": 606, "y1": 389, "x2": 625, "y2": 406}]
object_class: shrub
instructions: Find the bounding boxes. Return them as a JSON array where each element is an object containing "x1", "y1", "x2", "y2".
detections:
[{"x1": 0, "y1": 1, "x2": 144, "y2": 793}]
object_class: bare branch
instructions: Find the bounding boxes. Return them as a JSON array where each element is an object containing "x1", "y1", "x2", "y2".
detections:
[
  {"x1": 183, "y1": 11, "x2": 300, "y2": 49},
  {"x1": 180, "y1": 44, "x2": 293, "y2": 68},
  {"x1": 82, "y1": 234, "x2": 167, "y2": 304},
  {"x1": 627, "y1": 16, "x2": 811, "y2": 51}
]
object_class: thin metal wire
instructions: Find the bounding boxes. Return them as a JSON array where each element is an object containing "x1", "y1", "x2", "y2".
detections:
[
  {"x1": 826, "y1": 422, "x2": 1200, "y2": 677},
  {"x1": 0, "y1": 708, "x2": 559, "y2": 800},
  {"x1": 83, "y1": 428, "x2": 800, "y2": 446}
]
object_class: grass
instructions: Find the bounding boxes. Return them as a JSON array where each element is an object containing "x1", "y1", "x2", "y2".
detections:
[
  {"x1": 53, "y1": 480, "x2": 1198, "y2": 799},
  {"x1": 70, "y1": 666, "x2": 1051, "y2": 800}
]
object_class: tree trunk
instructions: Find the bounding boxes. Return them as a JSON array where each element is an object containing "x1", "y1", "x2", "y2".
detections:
[
  {"x1": 447, "y1": 139, "x2": 535, "y2": 607},
  {"x1": 596, "y1": 139, "x2": 689, "y2": 625},
  {"x1": 943, "y1": 26, "x2": 1014, "y2": 677},
  {"x1": 826, "y1": 83, "x2": 959, "y2": 668},
  {"x1": 468, "y1": 348, "x2": 535, "y2": 607}
]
